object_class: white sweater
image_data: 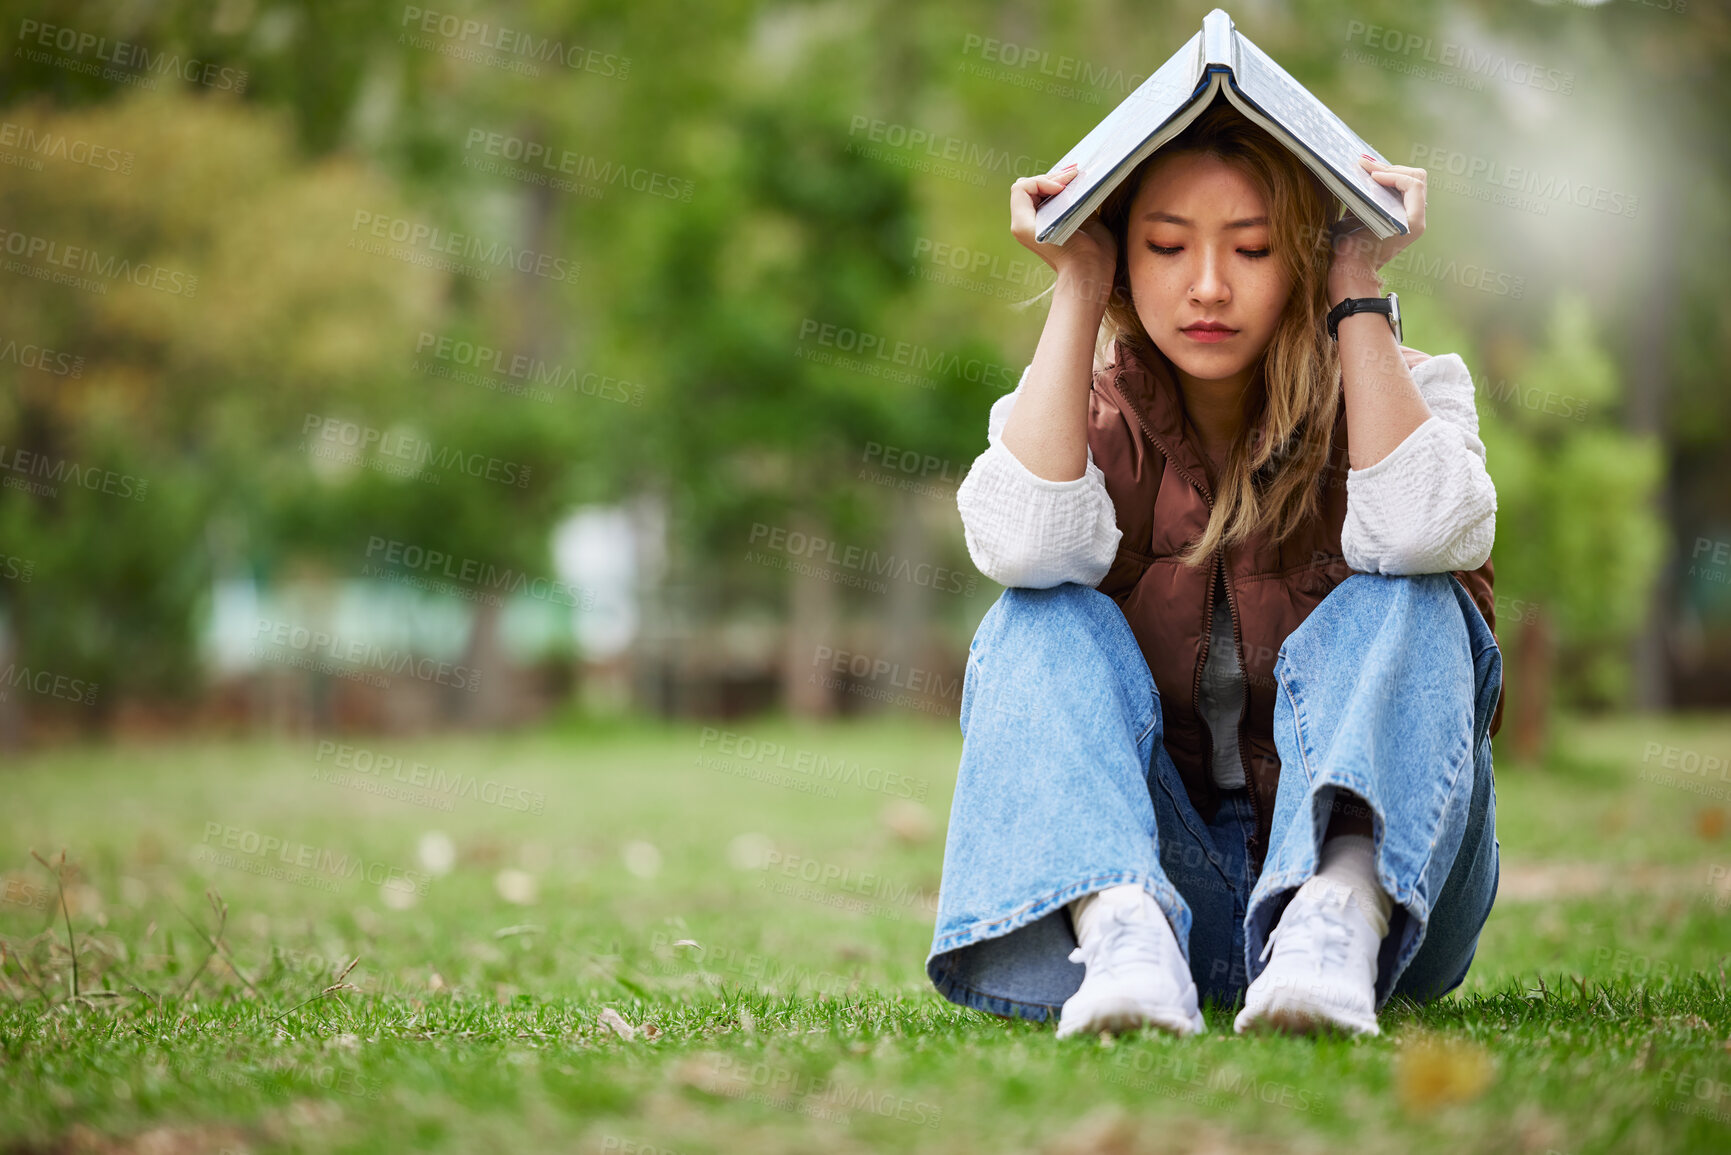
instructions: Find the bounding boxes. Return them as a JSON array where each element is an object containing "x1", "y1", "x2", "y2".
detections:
[
  {"x1": 957, "y1": 352, "x2": 1497, "y2": 790},
  {"x1": 955, "y1": 351, "x2": 1497, "y2": 590}
]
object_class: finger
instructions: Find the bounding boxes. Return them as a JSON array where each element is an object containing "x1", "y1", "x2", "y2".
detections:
[
  {"x1": 1015, "y1": 175, "x2": 1067, "y2": 194},
  {"x1": 1359, "y1": 157, "x2": 1424, "y2": 177},
  {"x1": 1368, "y1": 168, "x2": 1427, "y2": 200},
  {"x1": 1369, "y1": 169, "x2": 1424, "y2": 189},
  {"x1": 1020, "y1": 174, "x2": 1068, "y2": 192},
  {"x1": 1369, "y1": 168, "x2": 1426, "y2": 226},
  {"x1": 1384, "y1": 169, "x2": 1427, "y2": 232}
]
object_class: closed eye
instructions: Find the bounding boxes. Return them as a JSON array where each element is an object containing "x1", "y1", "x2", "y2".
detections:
[{"x1": 1147, "y1": 242, "x2": 1271, "y2": 259}]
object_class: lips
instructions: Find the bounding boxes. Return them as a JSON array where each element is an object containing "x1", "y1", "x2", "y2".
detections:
[{"x1": 1180, "y1": 322, "x2": 1238, "y2": 343}]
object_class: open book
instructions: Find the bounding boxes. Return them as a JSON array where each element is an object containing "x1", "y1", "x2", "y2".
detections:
[{"x1": 1034, "y1": 8, "x2": 1407, "y2": 246}]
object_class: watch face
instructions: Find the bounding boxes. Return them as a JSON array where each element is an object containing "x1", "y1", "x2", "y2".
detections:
[{"x1": 1387, "y1": 293, "x2": 1401, "y2": 341}]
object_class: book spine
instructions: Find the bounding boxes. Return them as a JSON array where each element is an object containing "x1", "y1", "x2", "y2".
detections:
[{"x1": 1202, "y1": 9, "x2": 1236, "y2": 71}]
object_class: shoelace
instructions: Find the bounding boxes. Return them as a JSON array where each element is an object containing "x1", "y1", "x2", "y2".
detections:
[
  {"x1": 1258, "y1": 883, "x2": 1356, "y2": 975},
  {"x1": 1068, "y1": 905, "x2": 1173, "y2": 980}
]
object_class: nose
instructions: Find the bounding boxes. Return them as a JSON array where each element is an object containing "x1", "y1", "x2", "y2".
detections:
[{"x1": 1188, "y1": 246, "x2": 1231, "y2": 306}]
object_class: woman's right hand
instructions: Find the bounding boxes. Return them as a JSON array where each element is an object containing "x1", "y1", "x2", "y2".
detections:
[{"x1": 1010, "y1": 164, "x2": 1118, "y2": 294}]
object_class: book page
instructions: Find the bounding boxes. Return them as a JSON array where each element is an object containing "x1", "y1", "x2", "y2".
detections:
[
  {"x1": 1231, "y1": 37, "x2": 1406, "y2": 229},
  {"x1": 1033, "y1": 30, "x2": 1204, "y2": 243}
]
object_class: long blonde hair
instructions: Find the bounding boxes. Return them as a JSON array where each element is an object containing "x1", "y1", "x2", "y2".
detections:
[{"x1": 1094, "y1": 99, "x2": 1343, "y2": 569}]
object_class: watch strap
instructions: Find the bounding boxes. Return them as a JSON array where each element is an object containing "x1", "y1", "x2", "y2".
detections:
[{"x1": 1327, "y1": 295, "x2": 1394, "y2": 341}]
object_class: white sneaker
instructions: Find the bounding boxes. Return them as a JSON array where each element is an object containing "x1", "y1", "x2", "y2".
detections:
[
  {"x1": 1234, "y1": 877, "x2": 1382, "y2": 1037},
  {"x1": 1055, "y1": 892, "x2": 1206, "y2": 1039}
]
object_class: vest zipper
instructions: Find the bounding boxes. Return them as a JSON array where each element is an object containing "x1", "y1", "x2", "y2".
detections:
[
  {"x1": 1107, "y1": 375, "x2": 1267, "y2": 873},
  {"x1": 1218, "y1": 550, "x2": 1265, "y2": 873}
]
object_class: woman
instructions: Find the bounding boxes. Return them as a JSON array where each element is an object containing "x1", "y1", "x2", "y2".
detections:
[{"x1": 924, "y1": 100, "x2": 1505, "y2": 1039}]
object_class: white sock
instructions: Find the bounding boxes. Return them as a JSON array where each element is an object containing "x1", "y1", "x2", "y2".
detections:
[
  {"x1": 1304, "y1": 833, "x2": 1393, "y2": 939},
  {"x1": 1069, "y1": 883, "x2": 1178, "y2": 950}
]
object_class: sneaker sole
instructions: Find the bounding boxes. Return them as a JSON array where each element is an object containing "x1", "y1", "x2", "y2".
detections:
[
  {"x1": 1056, "y1": 992, "x2": 1204, "y2": 1039},
  {"x1": 1233, "y1": 998, "x2": 1379, "y2": 1038}
]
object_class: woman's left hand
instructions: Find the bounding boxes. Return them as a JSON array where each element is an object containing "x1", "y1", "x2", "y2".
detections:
[{"x1": 1327, "y1": 156, "x2": 1426, "y2": 299}]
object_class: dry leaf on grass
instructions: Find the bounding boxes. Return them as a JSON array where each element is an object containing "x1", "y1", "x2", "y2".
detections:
[
  {"x1": 1396, "y1": 1036, "x2": 1494, "y2": 1113},
  {"x1": 672, "y1": 1052, "x2": 732, "y2": 1096},
  {"x1": 598, "y1": 1006, "x2": 635, "y2": 1041},
  {"x1": 880, "y1": 799, "x2": 935, "y2": 844}
]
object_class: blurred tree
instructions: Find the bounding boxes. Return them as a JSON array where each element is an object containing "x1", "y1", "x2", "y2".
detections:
[
  {"x1": 1476, "y1": 291, "x2": 1666, "y2": 762},
  {"x1": 0, "y1": 0, "x2": 1721, "y2": 738},
  {"x1": 0, "y1": 91, "x2": 439, "y2": 735}
]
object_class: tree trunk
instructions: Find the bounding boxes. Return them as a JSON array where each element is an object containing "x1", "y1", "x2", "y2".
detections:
[
  {"x1": 1509, "y1": 607, "x2": 1554, "y2": 765},
  {"x1": 453, "y1": 597, "x2": 512, "y2": 727},
  {"x1": 1627, "y1": 176, "x2": 1675, "y2": 713},
  {"x1": 878, "y1": 486, "x2": 931, "y2": 717},
  {"x1": 0, "y1": 625, "x2": 22, "y2": 750},
  {"x1": 624, "y1": 489, "x2": 670, "y2": 719},
  {"x1": 449, "y1": 121, "x2": 564, "y2": 731},
  {"x1": 783, "y1": 509, "x2": 837, "y2": 718}
]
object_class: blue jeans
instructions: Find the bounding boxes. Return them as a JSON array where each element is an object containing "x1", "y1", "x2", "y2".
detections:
[{"x1": 925, "y1": 572, "x2": 1503, "y2": 1022}]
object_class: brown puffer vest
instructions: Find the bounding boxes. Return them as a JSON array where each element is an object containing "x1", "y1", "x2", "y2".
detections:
[{"x1": 1086, "y1": 337, "x2": 1503, "y2": 874}]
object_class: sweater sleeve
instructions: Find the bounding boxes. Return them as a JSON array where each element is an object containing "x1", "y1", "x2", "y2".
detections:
[
  {"x1": 954, "y1": 364, "x2": 1124, "y2": 589},
  {"x1": 1341, "y1": 352, "x2": 1498, "y2": 575}
]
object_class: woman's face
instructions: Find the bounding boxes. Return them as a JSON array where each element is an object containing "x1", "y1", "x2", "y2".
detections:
[{"x1": 1125, "y1": 152, "x2": 1294, "y2": 385}]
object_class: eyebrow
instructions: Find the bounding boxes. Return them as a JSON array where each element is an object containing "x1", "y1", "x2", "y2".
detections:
[{"x1": 1141, "y1": 211, "x2": 1268, "y2": 228}]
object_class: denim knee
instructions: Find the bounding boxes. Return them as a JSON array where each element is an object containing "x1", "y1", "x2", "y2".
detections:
[
  {"x1": 1329, "y1": 570, "x2": 1454, "y2": 610},
  {"x1": 1281, "y1": 572, "x2": 1466, "y2": 662},
  {"x1": 983, "y1": 580, "x2": 1120, "y2": 634},
  {"x1": 963, "y1": 582, "x2": 1154, "y2": 736}
]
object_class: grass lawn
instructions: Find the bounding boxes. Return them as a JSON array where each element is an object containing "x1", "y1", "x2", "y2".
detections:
[{"x1": 3, "y1": 709, "x2": 1729, "y2": 1154}]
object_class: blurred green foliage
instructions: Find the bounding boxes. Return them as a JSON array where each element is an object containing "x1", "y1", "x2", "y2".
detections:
[
  {"x1": 1478, "y1": 291, "x2": 1667, "y2": 708},
  {"x1": 0, "y1": 0, "x2": 1721, "y2": 728}
]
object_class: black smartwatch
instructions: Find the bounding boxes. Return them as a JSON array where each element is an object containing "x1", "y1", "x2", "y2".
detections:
[{"x1": 1327, "y1": 292, "x2": 1401, "y2": 343}]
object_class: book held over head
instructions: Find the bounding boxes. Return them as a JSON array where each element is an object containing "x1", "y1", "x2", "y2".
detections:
[{"x1": 1034, "y1": 8, "x2": 1408, "y2": 247}]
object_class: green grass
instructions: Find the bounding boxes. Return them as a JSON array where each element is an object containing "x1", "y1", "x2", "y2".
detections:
[{"x1": 3, "y1": 710, "x2": 1730, "y2": 1153}]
